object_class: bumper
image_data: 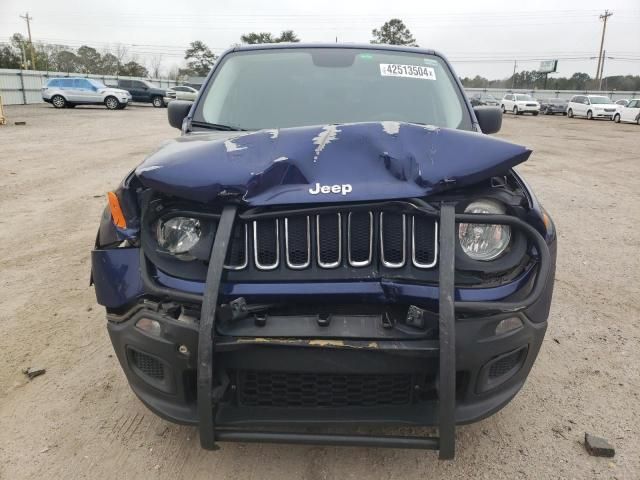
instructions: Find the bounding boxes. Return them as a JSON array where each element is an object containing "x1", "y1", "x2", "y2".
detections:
[
  {"x1": 593, "y1": 111, "x2": 614, "y2": 118},
  {"x1": 107, "y1": 304, "x2": 548, "y2": 427},
  {"x1": 93, "y1": 204, "x2": 556, "y2": 457}
]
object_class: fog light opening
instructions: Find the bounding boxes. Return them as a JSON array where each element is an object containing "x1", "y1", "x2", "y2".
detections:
[
  {"x1": 495, "y1": 317, "x2": 523, "y2": 335},
  {"x1": 136, "y1": 317, "x2": 162, "y2": 336}
]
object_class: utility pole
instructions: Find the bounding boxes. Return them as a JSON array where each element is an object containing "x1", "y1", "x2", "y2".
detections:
[
  {"x1": 599, "y1": 50, "x2": 607, "y2": 90},
  {"x1": 595, "y1": 10, "x2": 613, "y2": 86},
  {"x1": 511, "y1": 60, "x2": 517, "y2": 89},
  {"x1": 19, "y1": 12, "x2": 37, "y2": 70}
]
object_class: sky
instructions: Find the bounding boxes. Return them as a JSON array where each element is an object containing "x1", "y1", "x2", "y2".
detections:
[{"x1": 1, "y1": 0, "x2": 639, "y2": 79}]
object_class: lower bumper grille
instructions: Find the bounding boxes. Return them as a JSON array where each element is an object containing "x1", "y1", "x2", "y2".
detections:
[{"x1": 237, "y1": 371, "x2": 414, "y2": 408}]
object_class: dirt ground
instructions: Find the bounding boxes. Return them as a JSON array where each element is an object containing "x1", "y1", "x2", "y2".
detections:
[{"x1": 0, "y1": 104, "x2": 638, "y2": 480}]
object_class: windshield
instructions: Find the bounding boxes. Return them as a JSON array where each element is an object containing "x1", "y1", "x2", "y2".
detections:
[
  {"x1": 589, "y1": 96, "x2": 612, "y2": 104},
  {"x1": 515, "y1": 94, "x2": 533, "y2": 101},
  {"x1": 88, "y1": 79, "x2": 107, "y2": 89},
  {"x1": 195, "y1": 48, "x2": 471, "y2": 131}
]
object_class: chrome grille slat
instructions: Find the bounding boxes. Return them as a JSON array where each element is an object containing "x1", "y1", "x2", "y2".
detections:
[
  {"x1": 348, "y1": 211, "x2": 373, "y2": 267},
  {"x1": 411, "y1": 216, "x2": 438, "y2": 269},
  {"x1": 316, "y1": 213, "x2": 342, "y2": 268},
  {"x1": 285, "y1": 216, "x2": 311, "y2": 269},
  {"x1": 253, "y1": 219, "x2": 279, "y2": 270},
  {"x1": 380, "y1": 212, "x2": 406, "y2": 268}
]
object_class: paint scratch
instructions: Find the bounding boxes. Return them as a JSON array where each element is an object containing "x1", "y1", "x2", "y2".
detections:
[
  {"x1": 380, "y1": 121, "x2": 401, "y2": 135},
  {"x1": 224, "y1": 139, "x2": 247, "y2": 153},
  {"x1": 265, "y1": 129, "x2": 279, "y2": 139},
  {"x1": 312, "y1": 125, "x2": 341, "y2": 162},
  {"x1": 137, "y1": 165, "x2": 162, "y2": 173},
  {"x1": 273, "y1": 156, "x2": 288, "y2": 163}
]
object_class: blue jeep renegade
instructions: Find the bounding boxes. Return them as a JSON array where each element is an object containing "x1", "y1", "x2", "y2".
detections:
[{"x1": 92, "y1": 44, "x2": 556, "y2": 458}]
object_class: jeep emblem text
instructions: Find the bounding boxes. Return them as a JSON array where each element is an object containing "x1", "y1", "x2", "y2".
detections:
[{"x1": 308, "y1": 183, "x2": 353, "y2": 195}]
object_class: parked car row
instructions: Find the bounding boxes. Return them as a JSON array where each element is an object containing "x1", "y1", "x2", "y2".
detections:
[
  {"x1": 494, "y1": 92, "x2": 639, "y2": 125},
  {"x1": 42, "y1": 77, "x2": 200, "y2": 111}
]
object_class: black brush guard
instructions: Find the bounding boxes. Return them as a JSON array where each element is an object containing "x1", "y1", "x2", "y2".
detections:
[{"x1": 143, "y1": 201, "x2": 551, "y2": 459}]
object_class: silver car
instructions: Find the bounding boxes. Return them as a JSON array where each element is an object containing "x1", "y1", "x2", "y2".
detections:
[
  {"x1": 164, "y1": 85, "x2": 199, "y2": 104},
  {"x1": 42, "y1": 78, "x2": 132, "y2": 110}
]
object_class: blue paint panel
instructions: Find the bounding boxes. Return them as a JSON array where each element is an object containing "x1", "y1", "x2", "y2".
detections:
[
  {"x1": 153, "y1": 265, "x2": 534, "y2": 306},
  {"x1": 92, "y1": 248, "x2": 143, "y2": 308},
  {"x1": 136, "y1": 122, "x2": 530, "y2": 206}
]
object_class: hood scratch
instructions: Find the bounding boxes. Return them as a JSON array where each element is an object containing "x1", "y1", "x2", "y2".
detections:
[
  {"x1": 312, "y1": 125, "x2": 341, "y2": 162},
  {"x1": 224, "y1": 138, "x2": 247, "y2": 153},
  {"x1": 381, "y1": 121, "x2": 401, "y2": 135}
]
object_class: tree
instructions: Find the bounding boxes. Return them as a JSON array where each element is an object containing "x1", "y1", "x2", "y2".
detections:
[
  {"x1": 149, "y1": 55, "x2": 163, "y2": 78},
  {"x1": 240, "y1": 32, "x2": 275, "y2": 44},
  {"x1": 184, "y1": 40, "x2": 217, "y2": 76},
  {"x1": 119, "y1": 61, "x2": 148, "y2": 77},
  {"x1": 240, "y1": 30, "x2": 300, "y2": 44},
  {"x1": 76, "y1": 45, "x2": 102, "y2": 73},
  {"x1": 276, "y1": 30, "x2": 300, "y2": 43},
  {"x1": 99, "y1": 53, "x2": 119, "y2": 75},
  {"x1": 54, "y1": 50, "x2": 79, "y2": 72},
  {"x1": 371, "y1": 19, "x2": 418, "y2": 46},
  {"x1": 0, "y1": 45, "x2": 21, "y2": 69}
]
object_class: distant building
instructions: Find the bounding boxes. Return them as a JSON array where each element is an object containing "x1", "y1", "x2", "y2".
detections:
[{"x1": 185, "y1": 76, "x2": 206, "y2": 90}]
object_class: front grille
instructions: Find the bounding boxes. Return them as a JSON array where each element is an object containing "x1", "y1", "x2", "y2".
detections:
[
  {"x1": 130, "y1": 350, "x2": 165, "y2": 380},
  {"x1": 237, "y1": 371, "x2": 413, "y2": 407},
  {"x1": 224, "y1": 210, "x2": 438, "y2": 271}
]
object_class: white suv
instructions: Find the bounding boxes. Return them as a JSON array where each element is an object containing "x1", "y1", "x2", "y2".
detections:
[
  {"x1": 566, "y1": 95, "x2": 617, "y2": 120},
  {"x1": 42, "y1": 77, "x2": 132, "y2": 110},
  {"x1": 501, "y1": 93, "x2": 540, "y2": 116}
]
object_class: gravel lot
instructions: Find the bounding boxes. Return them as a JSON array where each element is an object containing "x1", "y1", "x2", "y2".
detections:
[{"x1": 1, "y1": 104, "x2": 638, "y2": 480}]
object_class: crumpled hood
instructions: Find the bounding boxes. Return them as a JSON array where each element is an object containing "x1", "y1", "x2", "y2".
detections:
[{"x1": 136, "y1": 122, "x2": 531, "y2": 206}]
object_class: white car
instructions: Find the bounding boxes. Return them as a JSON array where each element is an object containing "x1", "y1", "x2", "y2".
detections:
[
  {"x1": 42, "y1": 77, "x2": 131, "y2": 109},
  {"x1": 613, "y1": 98, "x2": 640, "y2": 124},
  {"x1": 164, "y1": 85, "x2": 199, "y2": 103},
  {"x1": 501, "y1": 93, "x2": 540, "y2": 116},
  {"x1": 566, "y1": 95, "x2": 617, "y2": 120}
]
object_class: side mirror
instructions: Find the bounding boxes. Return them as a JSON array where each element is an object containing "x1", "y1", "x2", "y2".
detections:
[
  {"x1": 168, "y1": 100, "x2": 193, "y2": 129},
  {"x1": 473, "y1": 106, "x2": 502, "y2": 134}
]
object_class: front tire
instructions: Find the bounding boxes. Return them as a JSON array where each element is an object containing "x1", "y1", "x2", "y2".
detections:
[
  {"x1": 567, "y1": 108, "x2": 574, "y2": 118},
  {"x1": 501, "y1": 104, "x2": 506, "y2": 114},
  {"x1": 513, "y1": 106, "x2": 519, "y2": 115},
  {"x1": 613, "y1": 113, "x2": 620, "y2": 123},
  {"x1": 152, "y1": 96, "x2": 164, "y2": 108},
  {"x1": 587, "y1": 110, "x2": 593, "y2": 120},
  {"x1": 533, "y1": 111, "x2": 539, "y2": 116},
  {"x1": 51, "y1": 95, "x2": 66, "y2": 109},
  {"x1": 104, "y1": 96, "x2": 120, "y2": 110}
]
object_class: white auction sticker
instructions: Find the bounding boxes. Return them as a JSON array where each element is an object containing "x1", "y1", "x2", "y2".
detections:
[{"x1": 379, "y1": 64, "x2": 436, "y2": 80}]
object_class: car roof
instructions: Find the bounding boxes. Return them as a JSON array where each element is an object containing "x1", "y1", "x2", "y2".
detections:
[{"x1": 229, "y1": 42, "x2": 440, "y2": 57}]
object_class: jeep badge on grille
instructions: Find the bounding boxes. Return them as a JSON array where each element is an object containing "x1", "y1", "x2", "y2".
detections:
[{"x1": 308, "y1": 183, "x2": 353, "y2": 195}]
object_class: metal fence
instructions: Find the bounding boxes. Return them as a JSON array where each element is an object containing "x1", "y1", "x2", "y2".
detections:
[
  {"x1": 2, "y1": 68, "x2": 638, "y2": 106},
  {"x1": 464, "y1": 87, "x2": 638, "y2": 102},
  {"x1": 0, "y1": 68, "x2": 179, "y2": 105}
]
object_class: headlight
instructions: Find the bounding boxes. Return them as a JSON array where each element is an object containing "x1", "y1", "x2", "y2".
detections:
[
  {"x1": 156, "y1": 216, "x2": 201, "y2": 254},
  {"x1": 458, "y1": 199, "x2": 511, "y2": 261}
]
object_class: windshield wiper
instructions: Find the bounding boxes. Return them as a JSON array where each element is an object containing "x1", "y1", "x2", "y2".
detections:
[{"x1": 191, "y1": 121, "x2": 247, "y2": 131}]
